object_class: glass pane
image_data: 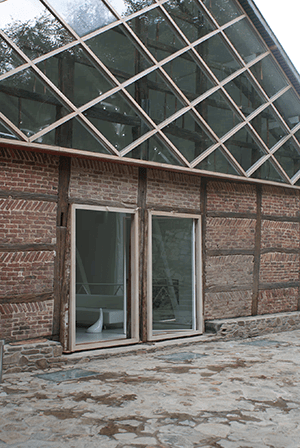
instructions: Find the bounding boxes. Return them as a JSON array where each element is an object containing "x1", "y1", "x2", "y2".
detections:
[
  {"x1": 76, "y1": 210, "x2": 131, "y2": 344},
  {"x1": 128, "y1": 7, "x2": 184, "y2": 61},
  {"x1": 36, "y1": 117, "x2": 110, "y2": 153},
  {"x1": 250, "y1": 106, "x2": 288, "y2": 149},
  {"x1": 152, "y1": 216, "x2": 194, "y2": 331},
  {"x1": 127, "y1": 134, "x2": 183, "y2": 165},
  {"x1": 224, "y1": 18, "x2": 266, "y2": 64},
  {"x1": 224, "y1": 72, "x2": 265, "y2": 116},
  {"x1": 0, "y1": 122, "x2": 19, "y2": 141},
  {"x1": 273, "y1": 89, "x2": 300, "y2": 130},
  {"x1": 163, "y1": 50, "x2": 215, "y2": 101},
  {"x1": 164, "y1": 0, "x2": 215, "y2": 43},
  {"x1": 202, "y1": 0, "x2": 243, "y2": 26},
  {"x1": 163, "y1": 110, "x2": 215, "y2": 162},
  {"x1": 126, "y1": 69, "x2": 185, "y2": 125},
  {"x1": 37, "y1": 45, "x2": 113, "y2": 107},
  {"x1": 250, "y1": 55, "x2": 288, "y2": 98},
  {"x1": 194, "y1": 147, "x2": 240, "y2": 175},
  {"x1": 86, "y1": 25, "x2": 152, "y2": 82},
  {"x1": 47, "y1": 0, "x2": 117, "y2": 37},
  {"x1": 225, "y1": 127, "x2": 265, "y2": 171},
  {"x1": 0, "y1": 0, "x2": 74, "y2": 59},
  {"x1": 294, "y1": 129, "x2": 300, "y2": 144},
  {"x1": 273, "y1": 140, "x2": 300, "y2": 179},
  {"x1": 0, "y1": 38, "x2": 24, "y2": 76},
  {"x1": 0, "y1": 68, "x2": 70, "y2": 139},
  {"x1": 195, "y1": 33, "x2": 240, "y2": 81},
  {"x1": 196, "y1": 90, "x2": 242, "y2": 138},
  {"x1": 251, "y1": 158, "x2": 286, "y2": 183},
  {"x1": 84, "y1": 91, "x2": 150, "y2": 151},
  {"x1": 107, "y1": 0, "x2": 154, "y2": 17}
]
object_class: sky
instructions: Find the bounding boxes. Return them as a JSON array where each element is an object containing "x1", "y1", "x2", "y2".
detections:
[{"x1": 253, "y1": 0, "x2": 300, "y2": 74}]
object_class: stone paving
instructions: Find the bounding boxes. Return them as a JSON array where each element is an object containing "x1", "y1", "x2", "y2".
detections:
[{"x1": 1, "y1": 330, "x2": 300, "y2": 448}]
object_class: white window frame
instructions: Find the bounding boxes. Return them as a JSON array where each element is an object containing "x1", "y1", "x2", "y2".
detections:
[
  {"x1": 70, "y1": 204, "x2": 139, "y2": 351},
  {"x1": 147, "y1": 210, "x2": 203, "y2": 341}
]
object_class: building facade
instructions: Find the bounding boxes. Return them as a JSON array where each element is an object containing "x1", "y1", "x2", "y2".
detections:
[{"x1": 0, "y1": 0, "x2": 300, "y2": 353}]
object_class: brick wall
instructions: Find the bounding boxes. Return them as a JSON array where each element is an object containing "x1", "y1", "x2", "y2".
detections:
[
  {"x1": 70, "y1": 159, "x2": 138, "y2": 205},
  {"x1": 0, "y1": 148, "x2": 58, "y2": 342},
  {"x1": 0, "y1": 146, "x2": 299, "y2": 345}
]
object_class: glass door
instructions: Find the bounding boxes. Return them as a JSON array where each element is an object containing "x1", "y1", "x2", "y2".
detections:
[
  {"x1": 72, "y1": 206, "x2": 138, "y2": 349},
  {"x1": 148, "y1": 212, "x2": 202, "y2": 339}
]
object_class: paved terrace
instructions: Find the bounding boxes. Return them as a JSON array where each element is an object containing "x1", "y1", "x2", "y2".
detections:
[{"x1": 1, "y1": 330, "x2": 300, "y2": 448}]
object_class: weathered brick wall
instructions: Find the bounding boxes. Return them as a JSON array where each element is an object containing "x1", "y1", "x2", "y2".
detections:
[
  {"x1": 258, "y1": 185, "x2": 300, "y2": 315},
  {"x1": 147, "y1": 169, "x2": 201, "y2": 211},
  {"x1": 70, "y1": 159, "x2": 138, "y2": 205},
  {"x1": 0, "y1": 148, "x2": 59, "y2": 342},
  {"x1": 204, "y1": 181, "x2": 256, "y2": 319}
]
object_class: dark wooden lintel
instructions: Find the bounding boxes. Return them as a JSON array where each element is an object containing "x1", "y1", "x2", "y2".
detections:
[
  {"x1": 261, "y1": 247, "x2": 300, "y2": 255},
  {"x1": 207, "y1": 211, "x2": 257, "y2": 219},
  {"x1": 0, "y1": 190, "x2": 57, "y2": 202},
  {"x1": 0, "y1": 243, "x2": 55, "y2": 252},
  {"x1": 0, "y1": 292, "x2": 53, "y2": 304},
  {"x1": 207, "y1": 248, "x2": 255, "y2": 257},
  {"x1": 262, "y1": 214, "x2": 300, "y2": 223},
  {"x1": 205, "y1": 284, "x2": 252, "y2": 293},
  {"x1": 69, "y1": 197, "x2": 136, "y2": 209},
  {"x1": 259, "y1": 281, "x2": 300, "y2": 290},
  {"x1": 147, "y1": 205, "x2": 200, "y2": 215}
]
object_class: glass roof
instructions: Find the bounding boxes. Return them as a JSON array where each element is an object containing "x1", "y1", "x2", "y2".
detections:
[{"x1": 0, "y1": 0, "x2": 300, "y2": 186}]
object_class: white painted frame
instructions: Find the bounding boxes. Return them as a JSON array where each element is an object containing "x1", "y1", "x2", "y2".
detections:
[
  {"x1": 70, "y1": 204, "x2": 139, "y2": 351},
  {"x1": 147, "y1": 210, "x2": 203, "y2": 341}
]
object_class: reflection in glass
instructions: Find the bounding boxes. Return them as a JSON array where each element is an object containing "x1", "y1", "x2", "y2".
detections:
[
  {"x1": 225, "y1": 126, "x2": 265, "y2": 171},
  {"x1": 250, "y1": 55, "x2": 288, "y2": 98},
  {"x1": 164, "y1": 110, "x2": 215, "y2": 162},
  {"x1": 202, "y1": 0, "x2": 242, "y2": 26},
  {"x1": 0, "y1": 0, "x2": 74, "y2": 59},
  {"x1": 224, "y1": 19, "x2": 266, "y2": 63},
  {"x1": 152, "y1": 216, "x2": 195, "y2": 332},
  {"x1": 128, "y1": 7, "x2": 184, "y2": 61},
  {"x1": 0, "y1": 68, "x2": 71, "y2": 140},
  {"x1": 196, "y1": 90, "x2": 242, "y2": 138},
  {"x1": 76, "y1": 210, "x2": 131, "y2": 343},
  {"x1": 294, "y1": 129, "x2": 300, "y2": 145},
  {"x1": 163, "y1": 51, "x2": 214, "y2": 101},
  {"x1": 47, "y1": 0, "x2": 117, "y2": 37},
  {"x1": 0, "y1": 122, "x2": 19, "y2": 140},
  {"x1": 273, "y1": 140, "x2": 300, "y2": 179},
  {"x1": 251, "y1": 158, "x2": 285, "y2": 183},
  {"x1": 250, "y1": 106, "x2": 287, "y2": 149},
  {"x1": 37, "y1": 45, "x2": 113, "y2": 107},
  {"x1": 273, "y1": 89, "x2": 300, "y2": 129},
  {"x1": 84, "y1": 91, "x2": 150, "y2": 151},
  {"x1": 0, "y1": 38, "x2": 24, "y2": 76},
  {"x1": 107, "y1": 0, "x2": 153, "y2": 17},
  {"x1": 127, "y1": 134, "x2": 183, "y2": 165},
  {"x1": 86, "y1": 25, "x2": 152, "y2": 82},
  {"x1": 126, "y1": 70, "x2": 185, "y2": 124},
  {"x1": 195, "y1": 33, "x2": 240, "y2": 81},
  {"x1": 164, "y1": 0, "x2": 214, "y2": 43},
  {"x1": 195, "y1": 147, "x2": 240, "y2": 175},
  {"x1": 36, "y1": 117, "x2": 110, "y2": 153},
  {"x1": 224, "y1": 72, "x2": 265, "y2": 116}
]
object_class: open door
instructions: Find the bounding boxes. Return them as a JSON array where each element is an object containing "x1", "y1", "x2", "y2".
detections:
[
  {"x1": 70, "y1": 205, "x2": 138, "y2": 350},
  {"x1": 148, "y1": 212, "x2": 203, "y2": 340}
]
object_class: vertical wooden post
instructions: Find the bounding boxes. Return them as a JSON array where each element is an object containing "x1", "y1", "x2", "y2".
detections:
[
  {"x1": 200, "y1": 178, "x2": 207, "y2": 326},
  {"x1": 138, "y1": 167, "x2": 148, "y2": 342},
  {"x1": 252, "y1": 184, "x2": 262, "y2": 315},
  {"x1": 53, "y1": 156, "x2": 71, "y2": 349}
]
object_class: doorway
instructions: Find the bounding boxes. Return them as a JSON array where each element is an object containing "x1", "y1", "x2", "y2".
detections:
[{"x1": 70, "y1": 205, "x2": 138, "y2": 350}]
